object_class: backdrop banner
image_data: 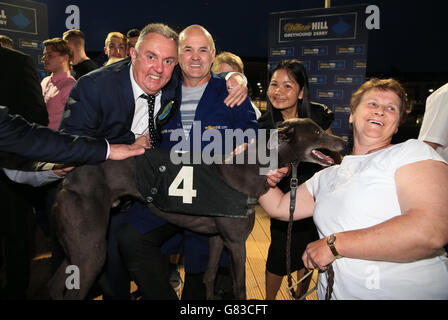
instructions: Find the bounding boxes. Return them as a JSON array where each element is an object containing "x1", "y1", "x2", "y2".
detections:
[
  {"x1": 268, "y1": 4, "x2": 369, "y2": 142},
  {"x1": 0, "y1": 0, "x2": 48, "y2": 79}
]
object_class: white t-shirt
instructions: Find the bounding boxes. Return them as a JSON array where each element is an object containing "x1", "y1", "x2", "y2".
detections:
[
  {"x1": 306, "y1": 139, "x2": 448, "y2": 299},
  {"x1": 418, "y1": 83, "x2": 448, "y2": 161}
]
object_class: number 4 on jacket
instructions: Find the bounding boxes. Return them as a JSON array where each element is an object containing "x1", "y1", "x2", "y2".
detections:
[{"x1": 168, "y1": 166, "x2": 197, "y2": 204}]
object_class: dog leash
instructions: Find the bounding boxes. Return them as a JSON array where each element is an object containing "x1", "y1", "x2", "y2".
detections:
[
  {"x1": 325, "y1": 264, "x2": 335, "y2": 300},
  {"x1": 286, "y1": 160, "x2": 335, "y2": 300},
  {"x1": 287, "y1": 269, "x2": 316, "y2": 300},
  {"x1": 286, "y1": 160, "x2": 300, "y2": 299}
]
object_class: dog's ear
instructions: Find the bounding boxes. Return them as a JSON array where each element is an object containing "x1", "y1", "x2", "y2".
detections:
[
  {"x1": 277, "y1": 120, "x2": 295, "y2": 142},
  {"x1": 267, "y1": 129, "x2": 279, "y2": 150}
]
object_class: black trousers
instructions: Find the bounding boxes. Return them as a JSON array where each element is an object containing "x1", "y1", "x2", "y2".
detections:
[
  {"x1": 117, "y1": 223, "x2": 180, "y2": 300},
  {"x1": 0, "y1": 175, "x2": 34, "y2": 299},
  {"x1": 118, "y1": 223, "x2": 209, "y2": 300}
]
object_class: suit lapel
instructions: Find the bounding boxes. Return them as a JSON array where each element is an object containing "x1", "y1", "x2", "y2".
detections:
[{"x1": 116, "y1": 60, "x2": 135, "y2": 128}]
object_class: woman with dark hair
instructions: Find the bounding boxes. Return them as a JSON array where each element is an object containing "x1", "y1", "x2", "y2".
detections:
[{"x1": 258, "y1": 59, "x2": 336, "y2": 299}]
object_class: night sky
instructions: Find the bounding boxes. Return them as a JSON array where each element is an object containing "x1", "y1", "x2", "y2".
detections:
[{"x1": 34, "y1": 0, "x2": 448, "y2": 74}]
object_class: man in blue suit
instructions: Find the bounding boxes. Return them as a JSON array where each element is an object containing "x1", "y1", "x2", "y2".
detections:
[
  {"x1": 58, "y1": 23, "x2": 247, "y2": 299},
  {"x1": 117, "y1": 25, "x2": 259, "y2": 299},
  {"x1": 58, "y1": 23, "x2": 180, "y2": 299}
]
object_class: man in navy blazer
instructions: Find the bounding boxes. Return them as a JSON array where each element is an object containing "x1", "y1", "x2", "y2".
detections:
[{"x1": 58, "y1": 24, "x2": 181, "y2": 299}]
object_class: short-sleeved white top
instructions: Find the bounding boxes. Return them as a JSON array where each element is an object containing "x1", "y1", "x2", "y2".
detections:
[{"x1": 306, "y1": 139, "x2": 448, "y2": 299}]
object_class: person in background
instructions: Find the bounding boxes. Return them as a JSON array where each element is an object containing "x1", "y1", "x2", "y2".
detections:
[
  {"x1": 258, "y1": 59, "x2": 335, "y2": 300},
  {"x1": 104, "y1": 32, "x2": 127, "y2": 66},
  {"x1": 126, "y1": 28, "x2": 140, "y2": 56},
  {"x1": 212, "y1": 51, "x2": 245, "y2": 74},
  {"x1": 259, "y1": 78, "x2": 448, "y2": 299},
  {"x1": 212, "y1": 51, "x2": 261, "y2": 119},
  {"x1": 62, "y1": 29, "x2": 98, "y2": 80},
  {"x1": 418, "y1": 82, "x2": 448, "y2": 253},
  {"x1": 0, "y1": 46, "x2": 48, "y2": 126},
  {"x1": 0, "y1": 44, "x2": 49, "y2": 299},
  {"x1": 418, "y1": 83, "x2": 448, "y2": 161},
  {"x1": 40, "y1": 38, "x2": 76, "y2": 130}
]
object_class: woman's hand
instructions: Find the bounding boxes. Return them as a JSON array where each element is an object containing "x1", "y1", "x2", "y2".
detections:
[
  {"x1": 302, "y1": 237, "x2": 336, "y2": 271},
  {"x1": 134, "y1": 134, "x2": 151, "y2": 148}
]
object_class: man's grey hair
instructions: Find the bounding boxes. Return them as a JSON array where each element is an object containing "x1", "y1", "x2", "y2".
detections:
[{"x1": 134, "y1": 23, "x2": 178, "y2": 53}]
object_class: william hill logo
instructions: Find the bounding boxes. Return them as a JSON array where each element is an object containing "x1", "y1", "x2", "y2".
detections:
[
  {"x1": 283, "y1": 21, "x2": 329, "y2": 38},
  {"x1": 280, "y1": 13, "x2": 357, "y2": 42}
]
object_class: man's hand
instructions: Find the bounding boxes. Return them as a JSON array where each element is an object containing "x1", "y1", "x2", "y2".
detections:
[
  {"x1": 134, "y1": 134, "x2": 151, "y2": 149},
  {"x1": 52, "y1": 163, "x2": 76, "y2": 177},
  {"x1": 224, "y1": 73, "x2": 248, "y2": 107},
  {"x1": 108, "y1": 143, "x2": 145, "y2": 160},
  {"x1": 266, "y1": 166, "x2": 290, "y2": 187},
  {"x1": 231, "y1": 138, "x2": 255, "y2": 156}
]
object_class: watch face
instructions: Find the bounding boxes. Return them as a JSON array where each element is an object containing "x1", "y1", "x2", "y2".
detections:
[{"x1": 328, "y1": 235, "x2": 335, "y2": 245}]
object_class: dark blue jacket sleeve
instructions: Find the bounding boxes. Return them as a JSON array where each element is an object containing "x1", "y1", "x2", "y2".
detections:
[{"x1": 0, "y1": 106, "x2": 107, "y2": 164}]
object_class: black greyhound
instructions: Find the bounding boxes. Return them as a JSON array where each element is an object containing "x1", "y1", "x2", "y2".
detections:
[{"x1": 47, "y1": 118, "x2": 346, "y2": 300}]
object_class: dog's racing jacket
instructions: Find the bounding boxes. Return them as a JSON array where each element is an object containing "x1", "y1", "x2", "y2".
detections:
[{"x1": 135, "y1": 149, "x2": 255, "y2": 218}]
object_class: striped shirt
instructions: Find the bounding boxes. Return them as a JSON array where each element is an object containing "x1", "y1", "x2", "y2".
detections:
[{"x1": 181, "y1": 83, "x2": 207, "y2": 139}]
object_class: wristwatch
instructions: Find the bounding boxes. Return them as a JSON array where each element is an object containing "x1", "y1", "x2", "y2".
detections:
[{"x1": 327, "y1": 234, "x2": 343, "y2": 259}]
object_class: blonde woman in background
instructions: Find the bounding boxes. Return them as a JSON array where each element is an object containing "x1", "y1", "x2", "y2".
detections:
[{"x1": 212, "y1": 51, "x2": 261, "y2": 119}]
